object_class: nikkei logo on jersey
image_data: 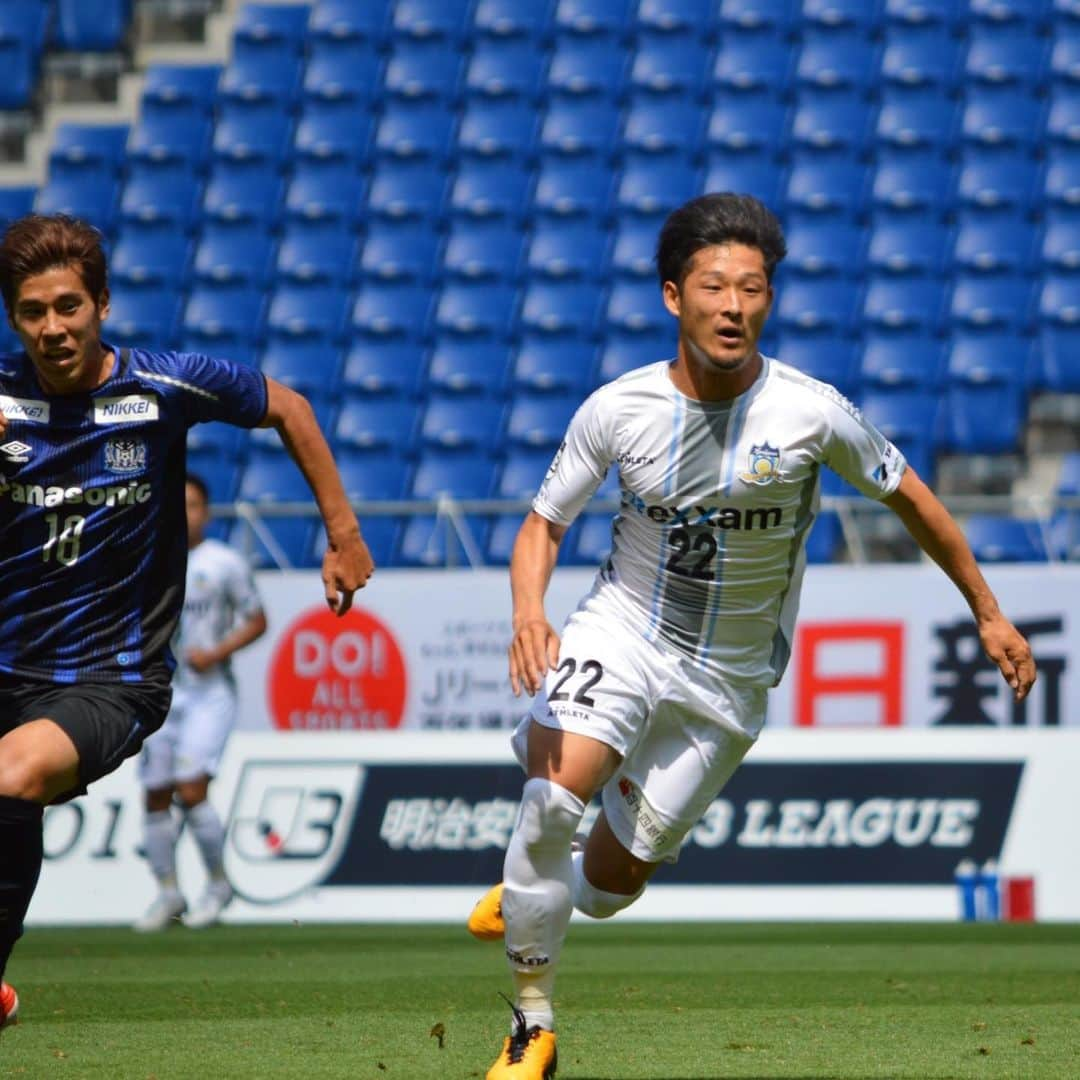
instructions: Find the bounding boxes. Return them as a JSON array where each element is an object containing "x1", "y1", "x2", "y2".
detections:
[
  {"x1": 739, "y1": 442, "x2": 784, "y2": 486},
  {"x1": 93, "y1": 393, "x2": 159, "y2": 424},
  {"x1": 0, "y1": 439, "x2": 31, "y2": 463},
  {"x1": 0, "y1": 395, "x2": 49, "y2": 423},
  {"x1": 104, "y1": 436, "x2": 147, "y2": 474}
]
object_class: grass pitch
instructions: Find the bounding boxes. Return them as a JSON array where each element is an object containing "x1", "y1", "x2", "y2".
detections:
[{"x1": 2, "y1": 922, "x2": 1078, "y2": 1079}]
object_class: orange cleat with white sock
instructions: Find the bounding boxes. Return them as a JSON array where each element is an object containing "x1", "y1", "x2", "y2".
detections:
[
  {"x1": 486, "y1": 1000, "x2": 557, "y2": 1079},
  {"x1": 468, "y1": 882, "x2": 505, "y2": 940}
]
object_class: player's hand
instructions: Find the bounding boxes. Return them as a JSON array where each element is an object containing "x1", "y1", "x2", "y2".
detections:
[
  {"x1": 323, "y1": 530, "x2": 374, "y2": 616},
  {"x1": 509, "y1": 617, "x2": 560, "y2": 697},
  {"x1": 978, "y1": 614, "x2": 1036, "y2": 702},
  {"x1": 185, "y1": 648, "x2": 218, "y2": 673}
]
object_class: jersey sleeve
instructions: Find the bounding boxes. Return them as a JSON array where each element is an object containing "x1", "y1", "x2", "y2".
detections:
[
  {"x1": 164, "y1": 352, "x2": 268, "y2": 429},
  {"x1": 532, "y1": 389, "x2": 614, "y2": 526},
  {"x1": 820, "y1": 391, "x2": 907, "y2": 501}
]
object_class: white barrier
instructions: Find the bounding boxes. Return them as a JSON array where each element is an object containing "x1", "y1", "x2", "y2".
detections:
[{"x1": 30, "y1": 729, "x2": 1080, "y2": 925}]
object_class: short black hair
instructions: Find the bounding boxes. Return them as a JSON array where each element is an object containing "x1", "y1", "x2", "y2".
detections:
[
  {"x1": 185, "y1": 473, "x2": 210, "y2": 504},
  {"x1": 656, "y1": 193, "x2": 787, "y2": 287}
]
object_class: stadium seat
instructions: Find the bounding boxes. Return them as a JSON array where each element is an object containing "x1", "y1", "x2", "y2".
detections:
[
  {"x1": 49, "y1": 123, "x2": 129, "y2": 180},
  {"x1": 616, "y1": 154, "x2": 701, "y2": 220},
  {"x1": 866, "y1": 220, "x2": 950, "y2": 275},
  {"x1": 961, "y1": 88, "x2": 1045, "y2": 150},
  {"x1": 547, "y1": 36, "x2": 628, "y2": 97},
  {"x1": 610, "y1": 217, "x2": 661, "y2": 277},
  {"x1": 466, "y1": 38, "x2": 548, "y2": 99},
  {"x1": 213, "y1": 103, "x2": 294, "y2": 164},
  {"x1": 105, "y1": 287, "x2": 182, "y2": 349},
  {"x1": 486, "y1": 513, "x2": 527, "y2": 563},
  {"x1": 457, "y1": 98, "x2": 539, "y2": 158},
  {"x1": 0, "y1": 186, "x2": 36, "y2": 229},
  {"x1": 860, "y1": 332, "x2": 945, "y2": 389},
  {"x1": 201, "y1": 163, "x2": 282, "y2": 226},
  {"x1": 880, "y1": 27, "x2": 961, "y2": 90},
  {"x1": 790, "y1": 94, "x2": 875, "y2": 155},
  {"x1": 599, "y1": 331, "x2": 674, "y2": 381},
  {"x1": 367, "y1": 159, "x2": 445, "y2": 221},
  {"x1": 118, "y1": 167, "x2": 201, "y2": 231},
  {"x1": 505, "y1": 392, "x2": 580, "y2": 448},
  {"x1": 776, "y1": 279, "x2": 861, "y2": 334},
  {"x1": 862, "y1": 276, "x2": 945, "y2": 332},
  {"x1": 776, "y1": 336, "x2": 859, "y2": 395},
  {"x1": 54, "y1": 0, "x2": 129, "y2": 50},
  {"x1": 219, "y1": 52, "x2": 303, "y2": 105},
  {"x1": 520, "y1": 280, "x2": 603, "y2": 336},
  {"x1": 341, "y1": 340, "x2": 427, "y2": 397},
  {"x1": 949, "y1": 274, "x2": 1035, "y2": 332},
  {"x1": 283, "y1": 162, "x2": 366, "y2": 226},
  {"x1": 942, "y1": 383, "x2": 1026, "y2": 453},
  {"x1": 303, "y1": 41, "x2": 383, "y2": 104},
  {"x1": 127, "y1": 111, "x2": 213, "y2": 167},
  {"x1": 335, "y1": 449, "x2": 412, "y2": 501},
  {"x1": 498, "y1": 446, "x2": 558, "y2": 499},
  {"x1": 233, "y1": 3, "x2": 310, "y2": 55},
  {"x1": 259, "y1": 340, "x2": 343, "y2": 397},
  {"x1": 427, "y1": 339, "x2": 510, "y2": 394},
  {"x1": 443, "y1": 219, "x2": 523, "y2": 279},
  {"x1": 420, "y1": 395, "x2": 505, "y2": 450},
  {"x1": 186, "y1": 450, "x2": 243, "y2": 504},
  {"x1": 335, "y1": 396, "x2": 421, "y2": 451},
  {"x1": 392, "y1": 0, "x2": 473, "y2": 43},
  {"x1": 277, "y1": 226, "x2": 358, "y2": 285},
  {"x1": 229, "y1": 513, "x2": 318, "y2": 568},
  {"x1": 383, "y1": 39, "x2": 463, "y2": 101},
  {"x1": 308, "y1": 0, "x2": 391, "y2": 45},
  {"x1": 964, "y1": 27, "x2": 1048, "y2": 89},
  {"x1": 1042, "y1": 212, "x2": 1080, "y2": 271},
  {"x1": 702, "y1": 155, "x2": 786, "y2": 210},
  {"x1": 512, "y1": 336, "x2": 597, "y2": 393},
  {"x1": 448, "y1": 159, "x2": 533, "y2": 220},
  {"x1": 955, "y1": 153, "x2": 1041, "y2": 213},
  {"x1": 352, "y1": 281, "x2": 434, "y2": 339},
  {"x1": 858, "y1": 388, "x2": 941, "y2": 476},
  {"x1": 784, "y1": 220, "x2": 863, "y2": 277},
  {"x1": 802, "y1": 0, "x2": 882, "y2": 31},
  {"x1": 1047, "y1": 86, "x2": 1080, "y2": 146},
  {"x1": 1051, "y1": 34, "x2": 1080, "y2": 86},
  {"x1": 142, "y1": 64, "x2": 221, "y2": 111},
  {"x1": 374, "y1": 101, "x2": 457, "y2": 160},
  {"x1": 875, "y1": 88, "x2": 958, "y2": 151},
  {"x1": 540, "y1": 98, "x2": 621, "y2": 156},
  {"x1": 552, "y1": 0, "x2": 633, "y2": 38},
  {"x1": 527, "y1": 219, "x2": 608, "y2": 279},
  {"x1": 884, "y1": 0, "x2": 966, "y2": 27},
  {"x1": 711, "y1": 33, "x2": 794, "y2": 96},
  {"x1": 473, "y1": 0, "x2": 555, "y2": 39},
  {"x1": 396, "y1": 512, "x2": 488, "y2": 567},
  {"x1": 707, "y1": 97, "x2": 789, "y2": 156},
  {"x1": 796, "y1": 31, "x2": 880, "y2": 94},
  {"x1": 183, "y1": 286, "x2": 267, "y2": 351},
  {"x1": 411, "y1": 448, "x2": 498, "y2": 499},
  {"x1": 963, "y1": 515, "x2": 1048, "y2": 562},
  {"x1": 971, "y1": 0, "x2": 1050, "y2": 24},
  {"x1": 193, "y1": 224, "x2": 276, "y2": 287},
  {"x1": 947, "y1": 333, "x2": 1032, "y2": 387},
  {"x1": 187, "y1": 419, "x2": 248, "y2": 459},
  {"x1": 292, "y1": 100, "x2": 374, "y2": 164},
  {"x1": 111, "y1": 230, "x2": 191, "y2": 289},
  {"x1": 359, "y1": 220, "x2": 441, "y2": 282},
  {"x1": 622, "y1": 99, "x2": 705, "y2": 157},
  {"x1": 605, "y1": 280, "x2": 670, "y2": 334},
  {"x1": 35, "y1": 174, "x2": 117, "y2": 234},
  {"x1": 804, "y1": 510, "x2": 842, "y2": 564},
  {"x1": 1037, "y1": 325, "x2": 1080, "y2": 392},
  {"x1": 630, "y1": 35, "x2": 709, "y2": 97},
  {"x1": 265, "y1": 285, "x2": 351, "y2": 344},
  {"x1": 636, "y1": 0, "x2": 712, "y2": 36},
  {"x1": 434, "y1": 281, "x2": 518, "y2": 338},
  {"x1": 951, "y1": 216, "x2": 1038, "y2": 274},
  {"x1": 785, "y1": 158, "x2": 868, "y2": 217},
  {"x1": 1039, "y1": 273, "x2": 1080, "y2": 328},
  {"x1": 532, "y1": 157, "x2": 613, "y2": 217},
  {"x1": 871, "y1": 152, "x2": 954, "y2": 217},
  {"x1": 719, "y1": 0, "x2": 798, "y2": 34}
]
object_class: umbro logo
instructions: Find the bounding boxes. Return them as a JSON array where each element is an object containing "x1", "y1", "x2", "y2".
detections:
[{"x1": 0, "y1": 440, "x2": 31, "y2": 463}]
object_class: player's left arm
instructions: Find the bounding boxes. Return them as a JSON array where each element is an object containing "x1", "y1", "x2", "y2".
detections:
[
  {"x1": 882, "y1": 466, "x2": 1036, "y2": 701},
  {"x1": 258, "y1": 377, "x2": 374, "y2": 615}
]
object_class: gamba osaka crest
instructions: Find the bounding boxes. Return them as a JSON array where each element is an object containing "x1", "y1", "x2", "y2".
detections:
[
  {"x1": 104, "y1": 435, "x2": 147, "y2": 474},
  {"x1": 739, "y1": 442, "x2": 783, "y2": 485}
]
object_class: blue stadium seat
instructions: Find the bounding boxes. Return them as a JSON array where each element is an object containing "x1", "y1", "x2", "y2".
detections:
[
  {"x1": 1042, "y1": 212, "x2": 1080, "y2": 271},
  {"x1": 785, "y1": 157, "x2": 868, "y2": 217},
  {"x1": 335, "y1": 396, "x2": 421, "y2": 450},
  {"x1": 443, "y1": 219, "x2": 524, "y2": 279},
  {"x1": 54, "y1": 0, "x2": 129, "y2": 50},
  {"x1": 963, "y1": 515, "x2": 1047, "y2": 563},
  {"x1": 970, "y1": 0, "x2": 1051, "y2": 24},
  {"x1": 234, "y1": 3, "x2": 310, "y2": 54},
  {"x1": 111, "y1": 230, "x2": 191, "y2": 288},
  {"x1": 702, "y1": 155, "x2": 786, "y2": 209},
  {"x1": 142, "y1": 64, "x2": 221, "y2": 111},
  {"x1": 520, "y1": 280, "x2": 603, "y2": 336},
  {"x1": 630, "y1": 36, "x2": 708, "y2": 97},
  {"x1": 449, "y1": 159, "x2": 533, "y2": 219},
  {"x1": 527, "y1": 219, "x2": 608, "y2": 279},
  {"x1": 427, "y1": 339, "x2": 510, "y2": 394},
  {"x1": 875, "y1": 88, "x2": 958, "y2": 151},
  {"x1": 259, "y1": 340, "x2": 342, "y2": 397},
  {"x1": 719, "y1": 0, "x2": 799, "y2": 34},
  {"x1": 293, "y1": 100, "x2": 374, "y2": 164},
  {"x1": 186, "y1": 450, "x2": 243, "y2": 504},
  {"x1": 880, "y1": 27, "x2": 961, "y2": 90},
  {"x1": 532, "y1": 157, "x2": 613, "y2": 217},
  {"x1": 711, "y1": 33, "x2": 794, "y2": 96},
  {"x1": 49, "y1": 123, "x2": 129, "y2": 180},
  {"x1": 784, "y1": 220, "x2": 863, "y2": 276},
  {"x1": 961, "y1": 88, "x2": 1045, "y2": 150},
  {"x1": 352, "y1": 281, "x2": 433, "y2": 339},
  {"x1": 396, "y1": 512, "x2": 487, "y2": 567},
  {"x1": 335, "y1": 449, "x2": 412, "y2": 501},
  {"x1": 201, "y1": 163, "x2": 282, "y2": 226},
  {"x1": 802, "y1": 0, "x2": 883, "y2": 31},
  {"x1": 384, "y1": 39, "x2": 463, "y2": 101},
  {"x1": 776, "y1": 279, "x2": 860, "y2": 334},
  {"x1": 0, "y1": 3, "x2": 49, "y2": 51},
  {"x1": 392, "y1": 0, "x2": 473, "y2": 43},
  {"x1": 277, "y1": 226, "x2": 358, "y2": 285},
  {"x1": 805, "y1": 510, "x2": 842, "y2": 564},
  {"x1": 0, "y1": 32, "x2": 38, "y2": 110},
  {"x1": 860, "y1": 332, "x2": 945, "y2": 388},
  {"x1": 950, "y1": 274, "x2": 1035, "y2": 332},
  {"x1": 219, "y1": 52, "x2": 303, "y2": 105},
  {"x1": 359, "y1": 220, "x2": 441, "y2": 282},
  {"x1": 303, "y1": 41, "x2": 383, "y2": 104},
  {"x1": 457, "y1": 98, "x2": 539, "y2": 158},
  {"x1": 512, "y1": 336, "x2": 597, "y2": 393},
  {"x1": 964, "y1": 27, "x2": 1048, "y2": 89},
  {"x1": 863, "y1": 276, "x2": 945, "y2": 332},
  {"x1": 1051, "y1": 34, "x2": 1080, "y2": 85},
  {"x1": 341, "y1": 340, "x2": 426, "y2": 396},
  {"x1": 554, "y1": 0, "x2": 634, "y2": 37},
  {"x1": 283, "y1": 162, "x2": 366, "y2": 226},
  {"x1": 866, "y1": 220, "x2": 950, "y2": 275},
  {"x1": 465, "y1": 38, "x2": 548, "y2": 99},
  {"x1": 707, "y1": 97, "x2": 789, "y2": 155},
  {"x1": 308, "y1": 0, "x2": 390, "y2": 45},
  {"x1": 871, "y1": 152, "x2": 953, "y2": 216},
  {"x1": 605, "y1": 280, "x2": 670, "y2": 334},
  {"x1": 859, "y1": 388, "x2": 940, "y2": 476},
  {"x1": 434, "y1": 281, "x2": 517, "y2": 338},
  {"x1": 610, "y1": 217, "x2": 659, "y2": 277},
  {"x1": 486, "y1": 513, "x2": 527, "y2": 563},
  {"x1": 955, "y1": 153, "x2": 1041, "y2": 214},
  {"x1": 947, "y1": 332, "x2": 1032, "y2": 387},
  {"x1": 540, "y1": 98, "x2": 621, "y2": 156},
  {"x1": 229, "y1": 516, "x2": 321, "y2": 570},
  {"x1": 265, "y1": 285, "x2": 351, "y2": 344},
  {"x1": 796, "y1": 31, "x2": 880, "y2": 93},
  {"x1": 474, "y1": 0, "x2": 555, "y2": 39},
  {"x1": 213, "y1": 102, "x2": 294, "y2": 164},
  {"x1": 1040, "y1": 272, "x2": 1080, "y2": 329},
  {"x1": 374, "y1": 101, "x2": 457, "y2": 160},
  {"x1": 636, "y1": 0, "x2": 713, "y2": 36},
  {"x1": 952, "y1": 215, "x2": 1038, "y2": 274},
  {"x1": 884, "y1": 0, "x2": 966, "y2": 27},
  {"x1": 183, "y1": 286, "x2": 266, "y2": 351},
  {"x1": 0, "y1": 186, "x2": 36, "y2": 229},
  {"x1": 790, "y1": 95, "x2": 875, "y2": 155},
  {"x1": 616, "y1": 155, "x2": 700, "y2": 218},
  {"x1": 599, "y1": 331, "x2": 673, "y2": 380},
  {"x1": 505, "y1": 391, "x2": 579, "y2": 448},
  {"x1": 36, "y1": 175, "x2": 117, "y2": 233},
  {"x1": 777, "y1": 336, "x2": 859, "y2": 394},
  {"x1": 187, "y1": 419, "x2": 248, "y2": 459},
  {"x1": 1037, "y1": 326, "x2": 1080, "y2": 392},
  {"x1": 1047, "y1": 87, "x2": 1080, "y2": 146},
  {"x1": 411, "y1": 448, "x2": 498, "y2": 498},
  {"x1": 106, "y1": 287, "x2": 182, "y2": 349},
  {"x1": 498, "y1": 446, "x2": 557, "y2": 498},
  {"x1": 127, "y1": 112, "x2": 213, "y2": 166},
  {"x1": 367, "y1": 159, "x2": 445, "y2": 221},
  {"x1": 118, "y1": 167, "x2": 201, "y2": 231},
  {"x1": 193, "y1": 224, "x2": 276, "y2": 287},
  {"x1": 942, "y1": 383, "x2": 1026, "y2": 453},
  {"x1": 622, "y1": 99, "x2": 705, "y2": 156},
  {"x1": 420, "y1": 395, "x2": 505, "y2": 450}
]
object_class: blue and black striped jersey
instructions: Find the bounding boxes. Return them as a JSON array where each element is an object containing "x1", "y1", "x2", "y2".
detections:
[{"x1": 0, "y1": 346, "x2": 267, "y2": 684}]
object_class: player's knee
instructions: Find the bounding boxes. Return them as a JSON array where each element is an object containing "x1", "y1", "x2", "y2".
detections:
[
  {"x1": 144, "y1": 787, "x2": 173, "y2": 813},
  {"x1": 0, "y1": 748, "x2": 51, "y2": 802},
  {"x1": 516, "y1": 777, "x2": 585, "y2": 855},
  {"x1": 573, "y1": 858, "x2": 644, "y2": 919},
  {"x1": 175, "y1": 779, "x2": 209, "y2": 808}
]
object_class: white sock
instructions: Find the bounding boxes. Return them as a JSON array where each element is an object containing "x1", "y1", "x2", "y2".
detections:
[
  {"x1": 183, "y1": 799, "x2": 226, "y2": 880},
  {"x1": 571, "y1": 850, "x2": 644, "y2": 918},
  {"x1": 502, "y1": 777, "x2": 586, "y2": 1032},
  {"x1": 143, "y1": 809, "x2": 178, "y2": 887}
]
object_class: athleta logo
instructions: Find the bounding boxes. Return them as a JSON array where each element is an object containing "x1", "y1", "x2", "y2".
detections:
[
  {"x1": 0, "y1": 439, "x2": 31, "y2": 463},
  {"x1": 622, "y1": 490, "x2": 783, "y2": 531},
  {"x1": 93, "y1": 393, "x2": 159, "y2": 423},
  {"x1": 0, "y1": 395, "x2": 49, "y2": 423},
  {"x1": 739, "y1": 442, "x2": 784, "y2": 486},
  {"x1": 0, "y1": 476, "x2": 152, "y2": 507},
  {"x1": 617, "y1": 451, "x2": 656, "y2": 468}
]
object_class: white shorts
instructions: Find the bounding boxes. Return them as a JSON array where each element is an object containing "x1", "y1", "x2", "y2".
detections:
[
  {"x1": 513, "y1": 594, "x2": 767, "y2": 863},
  {"x1": 138, "y1": 681, "x2": 237, "y2": 790}
]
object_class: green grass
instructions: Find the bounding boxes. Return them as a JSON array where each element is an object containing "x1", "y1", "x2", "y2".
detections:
[{"x1": 2, "y1": 923, "x2": 1079, "y2": 1079}]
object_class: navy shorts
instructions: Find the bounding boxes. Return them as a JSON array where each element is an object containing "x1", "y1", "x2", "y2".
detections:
[{"x1": 0, "y1": 669, "x2": 172, "y2": 803}]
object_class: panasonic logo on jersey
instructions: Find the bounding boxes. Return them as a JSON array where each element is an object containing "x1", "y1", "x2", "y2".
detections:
[
  {"x1": 0, "y1": 476, "x2": 152, "y2": 507},
  {"x1": 621, "y1": 490, "x2": 783, "y2": 530},
  {"x1": 0, "y1": 395, "x2": 50, "y2": 423},
  {"x1": 93, "y1": 394, "x2": 159, "y2": 423}
]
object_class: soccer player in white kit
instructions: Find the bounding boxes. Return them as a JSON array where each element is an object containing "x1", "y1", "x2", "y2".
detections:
[
  {"x1": 474, "y1": 194, "x2": 1037, "y2": 1080},
  {"x1": 135, "y1": 474, "x2": 267, "y2": 931}
]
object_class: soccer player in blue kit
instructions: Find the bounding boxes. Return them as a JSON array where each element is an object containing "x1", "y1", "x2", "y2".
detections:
[{"x1": 0, "y1": 214, "x2": 374, "y2": 1029}]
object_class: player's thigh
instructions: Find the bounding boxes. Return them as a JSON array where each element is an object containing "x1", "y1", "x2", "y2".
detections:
[
  {"x1": 172, "y1": 683, "x2": 237, "y2": 784},
  {"x1": 602, "y1": 679, "x2": 767, "y2": 864}
]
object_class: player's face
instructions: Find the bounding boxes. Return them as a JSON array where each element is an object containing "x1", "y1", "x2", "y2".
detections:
[
  {"x1": 186, "y1": 483, "x2": 210, "y2": 549},
  {"x1": 9, "y1": 264, "x2": 111, "y2": 394},
  {"x1": 663, "y1": 243, "x2": 773, "y2": 384}
]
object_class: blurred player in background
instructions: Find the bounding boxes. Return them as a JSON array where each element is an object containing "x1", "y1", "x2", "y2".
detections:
[
  {"x1": 0, "y1": 214, "x2": 373, "y2": 1029},
  {"x1": 471, "y1": 193, "x2": 1036, "y2": 1080},
  {"x1": 134, "y1": 473, "x2": 266, "y2": 932}
]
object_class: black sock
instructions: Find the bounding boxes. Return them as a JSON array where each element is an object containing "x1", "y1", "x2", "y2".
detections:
[{"x1": 0, "y1": 795, "x2": 44, "y2": 983}]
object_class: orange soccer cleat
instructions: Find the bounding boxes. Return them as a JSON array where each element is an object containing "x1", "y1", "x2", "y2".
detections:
[
  {"x1": 486, "y1": 1001, "x2": 557, "y2": 1080},
  {"x1": 0, "y1": 982, "x2": 19, "y2": 1030},
  {"x1": 468, "y1": 882, "x2": 506, "y2": 941}
]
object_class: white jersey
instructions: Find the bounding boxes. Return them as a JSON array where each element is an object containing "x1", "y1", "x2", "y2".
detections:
[
  {"x1": 533, "y1": 357, "x2": 906, "y2": 688},
  {"x1": 173, "y1": 538, "x2": 263, "y2": 690}
]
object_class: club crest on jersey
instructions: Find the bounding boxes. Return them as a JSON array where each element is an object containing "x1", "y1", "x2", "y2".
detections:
[
  {"x1": 739, "y1": 442, "x2": 783, "y2": 485},
  {"x1": 0, "y1": 439, "x2": 31, "y2": 463},
  {"x1": 104, "y1": 435, "x2": 147, "y2": 474}
]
